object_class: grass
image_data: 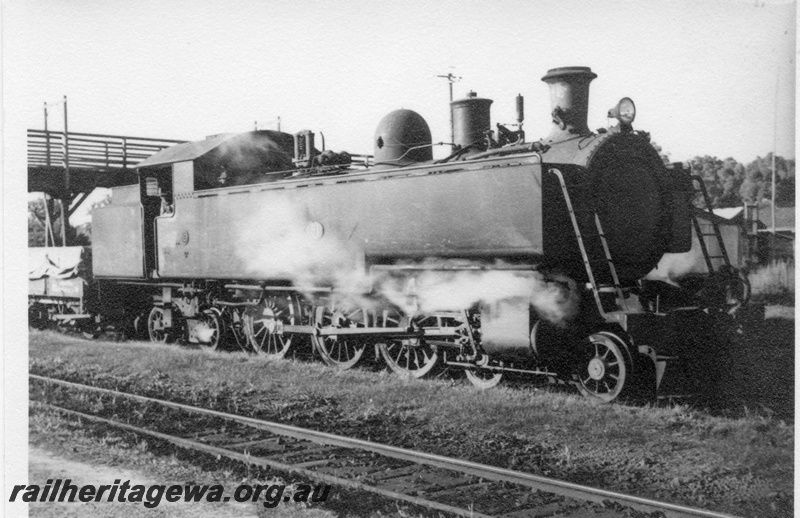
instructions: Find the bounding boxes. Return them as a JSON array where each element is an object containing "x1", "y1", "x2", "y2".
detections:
[
  {"x1": 749, "y1": 259, "x2": 794, "y2": 303},
  {"x1": 28, "y1": 408, "x2": 401, "y2": 518},
  {"x1": 26, "y1": 330, "x2": 794, "y2": 517}
]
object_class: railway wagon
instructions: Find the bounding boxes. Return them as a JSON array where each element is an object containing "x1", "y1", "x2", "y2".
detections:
[
  {"x1": 28, "y1": 247, "x2": 93, "y2": 332},
  {"x1": 49, "y1": 66, "x2": 746, "y2": 402}
]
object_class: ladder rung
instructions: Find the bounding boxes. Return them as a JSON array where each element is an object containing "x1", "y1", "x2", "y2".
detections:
[
  {"x1": 700, "y1": 233, "x2": 719, "y2": 237},
  {"x1": 595, "y1": 286, "x2": 623, "y2": 293},
  {"x1": 555, "y1": 169, "x2": 628, "y2": 313}
]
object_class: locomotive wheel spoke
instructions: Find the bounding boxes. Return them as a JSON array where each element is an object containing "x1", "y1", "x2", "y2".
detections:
[
  {"x1": 226, "y1": 307, "x2": 249, "y2": 352},
  {"x1": 575, "y1": 330, "x2": 631, "y2": 403},
  {"x1": 464, "y1": 367, "x2": 503, "y2": 389},
  {"x1": 197, "y1": 309, "x2": 221, "y2": 351},
  {"x1": 312, "y1": 302, "x2": 367, "y2": 370},
  {"x1": 147, "y1": 306, "x2": 171, "y2": 344},
  {"x1": 243, "y1": 294, "x2": 296, "y2": 359},
  {"x1": 377, "y1": 308, "x2": 439, "y2": 379}
]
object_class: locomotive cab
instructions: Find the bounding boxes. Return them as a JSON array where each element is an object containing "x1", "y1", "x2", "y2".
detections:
[
  {"x1": 126, "y1": 130, "x2": 295, "y2": 278},
  {"x1": 140, "y1": 165, "x2": 175, "y2": 275}
]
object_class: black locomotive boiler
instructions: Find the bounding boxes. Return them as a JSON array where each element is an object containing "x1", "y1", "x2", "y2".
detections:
[{"x1": 32, "y1": 66, "x2": 747, "y2": 402}]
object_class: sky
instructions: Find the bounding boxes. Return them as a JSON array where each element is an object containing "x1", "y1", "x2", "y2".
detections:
[{"x1": 5, "y1": 0, "x2": 796, "y2": 169}]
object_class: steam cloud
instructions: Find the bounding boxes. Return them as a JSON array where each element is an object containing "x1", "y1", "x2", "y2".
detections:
[
  {"x1": 234, "y1": 198, "x2": 371, "y2": 293},
  {"x1": 194, "y1": 323, "x2": 216, "y2": 343},
  {"x1": 645, "y1": 243, "x2": 705, "y2": 285},
  {"x1": 234, "y1": 200, "x2": 580, "y2": 327},
  {"x1": 217, "y1": 132, "x2": 290, "y2": 171},
  {"x1": 378, "y1": 268, "x2": 580, "y2": 327}
]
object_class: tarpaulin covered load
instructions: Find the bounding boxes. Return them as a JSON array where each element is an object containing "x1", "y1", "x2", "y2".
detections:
[
  {"x1": 28, "y1": 246, "x2": 88, "y2": 280},
  {"x1": 28, "y1": 247, "x2": 90, "y2": 300}
]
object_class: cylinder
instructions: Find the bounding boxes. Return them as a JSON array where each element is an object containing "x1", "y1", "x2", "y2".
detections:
[
  {"x1": 515, "y1": 94, "x2": 524, "y2": 124},
  {"x1": 451, "y1": 91, "x2": 493, "y2": 151},
  {"x1": 541, "y1": 66, "x2": 597, "y2": 141}
]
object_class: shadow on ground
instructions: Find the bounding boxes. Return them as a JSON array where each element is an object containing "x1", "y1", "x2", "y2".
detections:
[{"x1": 674, "y1": 314, "x2": 794, "y2": 421}]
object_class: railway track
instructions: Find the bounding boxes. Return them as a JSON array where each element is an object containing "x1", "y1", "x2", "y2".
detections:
[{"x1": 30, "y1": 374, "x2": 742, "y2": 518}]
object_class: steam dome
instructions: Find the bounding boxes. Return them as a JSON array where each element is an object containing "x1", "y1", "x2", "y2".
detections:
[{"x1": 373, "y1": 109, "x2": 433, "y2": 165}]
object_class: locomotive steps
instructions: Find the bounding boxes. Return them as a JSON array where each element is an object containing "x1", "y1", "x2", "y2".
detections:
[{"x1": 28, "y1": 330, "x2": 793, "y2": 517}]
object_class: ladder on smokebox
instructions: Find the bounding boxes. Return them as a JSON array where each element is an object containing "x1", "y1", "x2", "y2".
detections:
[
  {"x1": 551, "y1": 169, "x2": 628, "y2": 317},
  {"x1": 688, "y1": 173, "x2": 731, "y2": 274}
]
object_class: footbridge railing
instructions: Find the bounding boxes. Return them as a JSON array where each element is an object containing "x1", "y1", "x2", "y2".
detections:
[{"x1": 28, "y1": 129, "x2": 185, "y2": 172}]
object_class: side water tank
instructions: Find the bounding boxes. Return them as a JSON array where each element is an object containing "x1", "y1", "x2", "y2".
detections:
[{"x1": 373, "y1": 109, "x2": 433, "y2": 165}]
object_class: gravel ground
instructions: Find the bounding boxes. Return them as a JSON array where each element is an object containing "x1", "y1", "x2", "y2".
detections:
[{"x1": 28, "y1": 446, "x2": 262, "y2": 518}]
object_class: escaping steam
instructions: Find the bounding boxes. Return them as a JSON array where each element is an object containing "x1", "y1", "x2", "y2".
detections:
[
  {"x1": 234, "y1": 201, "x2": 580, "y2": 327},
  {"x1": 216, "y1": 131, "x2": 293, "y2": 173},
  {"x1": 192, "y1": 322, "x2": 216, "y2": 343},
  {"x1": 234, "y1": 198, "x2": 372, "y2": 294},
  {"x1": 196, "y1": 132, "x2": 294, "y2": 188},
  {"x1": 377, "y1": 267, "x2": 580, "y2": 327},
  {"x1": 645, "y1": 242, "x2": 705, "y2": 285}
]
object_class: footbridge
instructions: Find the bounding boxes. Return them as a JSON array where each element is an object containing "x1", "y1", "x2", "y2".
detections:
[{"x1": 28, "y1": 128, "x2": 185, "y2": 245}]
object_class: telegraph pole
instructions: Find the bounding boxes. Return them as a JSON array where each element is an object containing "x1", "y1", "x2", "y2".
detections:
[
  {"x1": 437, "y1": 72, "x2": 461, "y2": 149},
  {"x1": 43, "y1": 96, "x2": 70, "y2": 246},
  {"x1": 43, "y1": 103, "x2": 50, "y2": 166},
  {"x1": 771, "y1": 72, "x2": 778, "y2": 236},
  {"x1": 61, "y1": 96, "x2": 69, "y2": 246},
  {"x1": 63, "y1": 96, "x2": 69, "y2": 194}
]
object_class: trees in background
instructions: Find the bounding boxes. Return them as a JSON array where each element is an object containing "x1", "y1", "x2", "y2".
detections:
[
  {"x1": 693, "y1": 153, "x2": 794, "y2": 209},
  {"x1": 652, "y1": 144, "x2": 795, "y2": 209},
  {"x1": 28, "y1": 197, "x2": 61, "y2": 247},
  {"x1": 28, "y1": 192, "x2": 111, "y2": 247}
]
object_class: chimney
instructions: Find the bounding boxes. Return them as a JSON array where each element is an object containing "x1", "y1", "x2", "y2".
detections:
[{"x1": 541, "y1": 66, "x2": 597, "y2": 142}]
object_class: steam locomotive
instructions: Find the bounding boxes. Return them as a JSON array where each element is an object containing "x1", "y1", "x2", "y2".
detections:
[{"x1": 29, "y1": 66, "x2": 749, "y2": 402}]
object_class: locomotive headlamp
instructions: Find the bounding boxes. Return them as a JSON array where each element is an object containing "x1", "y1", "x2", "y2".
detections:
[{"x1": 608, "y1": 97, "x2": 636, "y2": 124}]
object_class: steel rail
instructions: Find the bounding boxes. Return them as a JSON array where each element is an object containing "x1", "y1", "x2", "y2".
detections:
[
  {"x1": 30, "y1": 401, "x2": 491, "y2": 518},
  {"x1": 30, "y1": 374, "x2": 743, "y2": 518}
]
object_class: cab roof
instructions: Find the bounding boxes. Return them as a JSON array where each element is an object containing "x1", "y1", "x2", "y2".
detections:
[{"x1": 136, "y1": 130, "x2": 293, "y2": 169}]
